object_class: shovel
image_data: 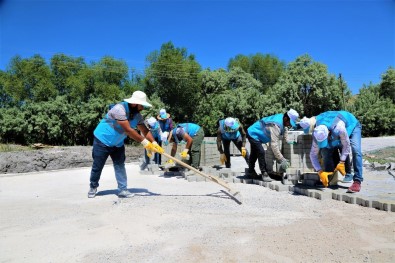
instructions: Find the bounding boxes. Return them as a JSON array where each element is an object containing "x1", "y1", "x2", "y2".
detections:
[{"x1": 161, "y1": 152, "x2": 243, "y2": 204}]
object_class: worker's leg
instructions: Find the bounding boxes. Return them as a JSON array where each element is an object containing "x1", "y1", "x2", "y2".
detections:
[
  {"x1": 223, "y1": 139, "x2": 231, "y2": 168},
  {"x1": 247, "y1": 133, "x2": 266, "y2": 175},
  {"x1": 320, "y1": 147, "x2": 335, "y2": 172},
  {"x1": 350, "y1": 122, "x2": 363, "y2": 182},
  {"x1": 110, "y1": 145, "x2": 127, "y2": 191},
  {"x1": 89, "y1": 137, "x2": 110, "y2": 189},
  {"x1": 190, "y1": 128, "x2": 205, "y2": 168}
]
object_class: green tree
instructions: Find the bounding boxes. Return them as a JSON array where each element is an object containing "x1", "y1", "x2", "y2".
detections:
[
  {"x1": 228, "y1": 53, "x2": 285, "y2": 93},
  {"x1": 195, "y1": 67, "x2": 267, "y2": 135},
  {"x1": 268, "y1": 54, "x2": 351, "y2": 117},
  {"x1": 380, "y1": 67, "x2": 395, "y2": 102},
  {"x1": 4, "y1": 55, "x2": 57, "y2": 103},
  {"x1": 50, "y1": 53, "x2": 86, "y2": 96},
  {"x1": 350, "y1": 84, "x2": 395, "y2": 136},
  {"x1": 144, "y1": 42, "x2": 201, "y2": 122}
]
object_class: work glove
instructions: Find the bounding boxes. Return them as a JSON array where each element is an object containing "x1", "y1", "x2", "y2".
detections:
[
  {"x1": 141, "y1": 139, "x2": 155, "y2": 152},
  {"x1": 180, "y1": 149, "x2": 190, "y2": 160},
  {"x1": 146, "y1": 150, "x2": 153, "y2": 158},
  {"x1": 279, "y1": 159, "x2": 290, "y2": 172},
  {"x1": 241, "y1": 147, "x2": 247, "y2": 158},
  {"x1": 164, "y1": 159, "x2": 175, "y2": 168},
  {"x1": 152, "y1": 141, "x2": 165, "y2": 154},
  {"x1": 318, "y1": 170, "x2": 334, "y2": 187},
  {"x1": 334, "y1": 162, "x2": 346, "y2": 176},
  {"x1": 220, "y1": 153, "x2": 227, "y2": 164}
]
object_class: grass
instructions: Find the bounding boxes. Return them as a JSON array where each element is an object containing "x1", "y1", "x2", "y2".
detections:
[
  {"x1": 0, "y1": 144, "x2": 34, "y2": 152},
  {"x1": 363, "y1": 146, "x2": 395, "y2": 164}
]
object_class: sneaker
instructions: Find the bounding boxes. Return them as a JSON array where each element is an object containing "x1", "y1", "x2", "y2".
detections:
[
  {"x1": 342, "y1": 173, "x2": 353, "y2": 183},
  {"x1": 261, "y1": 172, "x2": 273, "y2": 182},
  {"x1": 118, "y1": 190, "x2": 135, "y2": 198},
  {"x1": 88, "y1": 187, "x2": 97, "y2": 198},
  {"x1": 347, "y1": 181, "x2": 361, "y2": 193}
]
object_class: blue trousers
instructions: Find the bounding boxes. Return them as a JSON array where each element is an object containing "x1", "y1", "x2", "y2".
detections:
[{"x1": 89, "y1": 137, "x2": 127, "y2": 191}]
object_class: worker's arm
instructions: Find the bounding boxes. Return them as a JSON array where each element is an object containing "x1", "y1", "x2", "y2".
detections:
[
  {"x1": 216, "y1": 129, "x2": 224, "y2": 154},
  {"x1": 183, "y1": 133, "x2": 193, "y2": 150},
  {"x1": 336, "y1": 122, "x2": 351, "y2": 161},
  {"x1": 170, "y1": 142, "x2": 177, "y2": 157},
  {"x1": 116, "y1": 120, "x2": 147, "y2": 143},
  {"x1": 268, "y1": 124, "x2": 285, "y2": 161},
  {"x1": 309, "y1": 139, "x2": 322, "y2": 171},
  {"x1": 239, "y1": 124, "x2": 247, "y2": 148}
]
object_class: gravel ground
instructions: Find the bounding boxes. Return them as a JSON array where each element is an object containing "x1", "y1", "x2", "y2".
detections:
[{"x1": 0, "y1": 137, "x2": 394, "y2": 262}]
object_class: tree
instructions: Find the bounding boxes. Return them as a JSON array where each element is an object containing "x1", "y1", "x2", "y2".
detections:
[
  {"x1": 228, "y1": 53, "x2": 285, "y2": 93},
  {"x1": 194, "y1": 67, "x2": 267, "y2": 135},
  {"x1": 4, "y1": 55, "x2": 57, "y2": 103},
  {"x1": 380, "y1": 67, "x2": 395, "y2": 102},
  {"x1": 144, "y1": 42, "x2": 201, "y2": 122},
  {"x1": 50, "y1": 53, "x2": 86, "y2": 96},
  {"x1": 268, "y1": 54, "x2": 351, "y2": 117}
]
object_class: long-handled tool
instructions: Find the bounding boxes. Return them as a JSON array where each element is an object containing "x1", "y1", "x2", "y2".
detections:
[{"x1": 161, "y1": 152, "x2": 243, "y2": 204}]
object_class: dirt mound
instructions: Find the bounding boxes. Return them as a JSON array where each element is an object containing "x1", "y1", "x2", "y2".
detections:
[{"x1": 0, "y1": 146, "x2": 143, "y2": 174}]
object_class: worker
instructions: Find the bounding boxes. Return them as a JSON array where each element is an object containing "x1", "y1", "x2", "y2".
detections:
[
  {"x1": 88, "y1": 91, "x2": 164, "y2": 198},
  {"x1": 168, "y1": 123, "x2": 205, "y2": 170},
  {"x1": 157, "y1": 108, "x2": 174, "y2": 166},
  {"x1": 140, "y1": 117, "x2": 163, "y2": 170},
  {"x1": 309, "y1": 111, "x2": 363, "y2": 193},
  {"x1": 300, "y1": 116, "x2": 353, "y2": 184},
  {"x1": 246, "y1": 109, "x2": 299, "y2": 182},
  {"x1": 216, "y1": 117, "x2": 249, "y2": 168}
]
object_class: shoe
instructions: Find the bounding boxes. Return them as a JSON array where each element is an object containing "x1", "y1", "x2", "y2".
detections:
[
  {"x1": 118, "y1": 190, "x2": 135, "y2": 198},
  {"x1": 247, "y1": 170, "x2": 259, "y2": 179},
  {"x1": 88, "y1": 187, "x2": 97, "y2": 198},
  {"x1": 140, "y1": 162, "x2": 148, "y2": 171},
  {"x1": 342, "y1": 173, "x2": 353, "y2": 183},
  {"x1": 347, "y1": 181, "x2": 361, "y2": 193},
  {"x1": 261, "y1": 172, "x2": 273, "y2": 182}
]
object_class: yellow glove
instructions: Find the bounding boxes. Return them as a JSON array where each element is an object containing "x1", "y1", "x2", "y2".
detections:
[
  {"x1": 164, "y1": 159, "x2": 175, "y2": 168},
  {"x1": 318, "y1": 170, "x2": 334, "y2": 187},
  {"x1": 334, "y1": 162, "x2": 346, "y2": 176},
  {"x1": 152, "y1": 141, "x2": 165, "y2": 154},
  {"x1": 220, "y1": 153, "x2": 227, "y2": 165},
  {"x1": 241, "y1": 147, "x2": 246, "y2": 158},
  {"x1": 141, "y1": 139, "x2": 155, "y2": 151},
  {"x1": 146, "y1": 150, "x2": 153, "y2": 158},
  {"x1": 180, "y1": 149, "x2": 190, "y2": 160}
]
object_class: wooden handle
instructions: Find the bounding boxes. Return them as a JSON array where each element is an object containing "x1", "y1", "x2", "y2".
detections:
[{"x1": 161, "y1": 152, "x2": 232, "y2": 191}]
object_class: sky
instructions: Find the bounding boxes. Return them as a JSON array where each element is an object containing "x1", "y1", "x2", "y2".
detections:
[{"x1": 0, "y1": 0, "x2": 394, "y2": 94}]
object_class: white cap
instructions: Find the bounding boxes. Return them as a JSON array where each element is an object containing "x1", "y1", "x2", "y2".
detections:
[
  {"x1": 313, "y1": 125, "x2": 329, "y2": 148},
  {"x1": 224, "y1": 117, "x2": 239, "y2": 130},
  {"x1": 147, "y1": 117, "x2": 157, "y2": 128},
  {"x1": 287, "y1": 109, "x2": 299, "y2": 127},
  {"x1": 299, "y1": 117, "x2": 310, "y2": 129},
  {"x1": 124, "y1": 91, "x2": 152, "y2": 107},
  {"x1": 299, "y1": 116, "x2": 311, "y2": 134}
]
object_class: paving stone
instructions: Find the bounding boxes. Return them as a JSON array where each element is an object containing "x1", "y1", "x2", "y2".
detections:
[
  {"x1": 233, "y1": 178, "x2": 242, "y2": 183},
  {"x1": 314, "y1": 191, "x2": 332, "y2": 200},
  {"x1": 242, "y1": 179, "x2": 253, "y2": 184}
]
